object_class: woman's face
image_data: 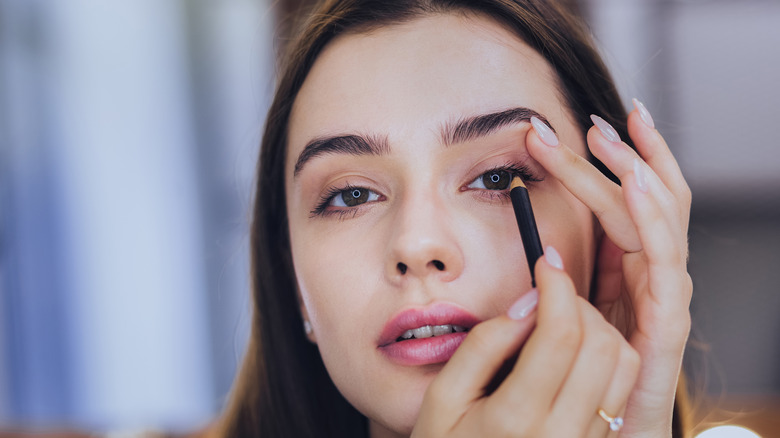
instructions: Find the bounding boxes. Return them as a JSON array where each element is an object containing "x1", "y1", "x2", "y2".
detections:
[{"x1": 285, "y1": 13, "x2": 597, "y2": 436}]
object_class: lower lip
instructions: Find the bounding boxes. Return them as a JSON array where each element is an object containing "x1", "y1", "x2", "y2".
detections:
[{"x1": 379, "y1": 332, "x2": 468, "y2": 366}]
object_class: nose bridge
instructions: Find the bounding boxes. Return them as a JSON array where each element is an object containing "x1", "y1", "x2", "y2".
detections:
[{"x1": 386, "y1": 182, "x2": 464, "y2": 282}]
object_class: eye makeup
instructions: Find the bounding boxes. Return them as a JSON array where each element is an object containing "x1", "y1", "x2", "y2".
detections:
[
  {"x1": 308, "y1": 160, "x2": 541, "y2": 219},
  {"x1": 309, "y1": 183, "x2": 384, "y2": 219},
  {"x1": 462, "y1": 161, "x2": 541, "y2": 203}
]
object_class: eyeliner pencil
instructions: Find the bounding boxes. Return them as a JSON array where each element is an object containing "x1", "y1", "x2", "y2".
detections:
[{"x1": 510, "y1": 177, "x2": 544, "y2": 288}]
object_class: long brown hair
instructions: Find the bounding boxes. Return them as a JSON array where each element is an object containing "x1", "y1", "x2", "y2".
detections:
[{"x1": 219, "y1": 1, "x2": 685, "y2": 436}]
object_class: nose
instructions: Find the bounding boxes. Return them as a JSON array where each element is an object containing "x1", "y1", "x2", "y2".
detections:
[{"x1": 386, "y1": 192, "x2": 464, "y2": 283}]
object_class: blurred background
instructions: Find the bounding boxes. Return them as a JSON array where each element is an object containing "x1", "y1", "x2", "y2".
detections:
[{"x1": 0, "y1": 0, "x2": 778, "y2": 436}]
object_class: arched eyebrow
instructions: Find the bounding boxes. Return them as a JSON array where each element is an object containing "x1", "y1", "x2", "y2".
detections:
[
  {"x1": 441, "y1": 107, "x2": 554, "y2": 145},
  {"x1": 293, "y1": 134, "x2": 390, "y2": 177},
  {"x1": 293, "y1": 106, "x2": 554, "y2": 178}
]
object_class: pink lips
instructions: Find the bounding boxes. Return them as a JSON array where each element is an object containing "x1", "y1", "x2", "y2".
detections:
[{"x1": 378, "y1": 303, "x2": 481, "y2": 366}]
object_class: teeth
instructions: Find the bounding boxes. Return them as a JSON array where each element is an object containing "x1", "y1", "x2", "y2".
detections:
[
  {"x1": 397, "y1": 324, "x2": 469, "y2": 341},
  {"x1": 411, "y1": 326, "x2": 433, "y2": 339},
  {"x1": 432, "y1": 325, "x2": 452, "y2": 336}
]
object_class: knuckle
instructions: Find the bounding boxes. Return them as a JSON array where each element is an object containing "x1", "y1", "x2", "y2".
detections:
[
  {"x1": 563, "y1": 147, "x2": 581, "y2": 165},
  {"x1": 670, "y1": 249, "x2": 686, "y2": 268},
  {"x1": 588, "y1": 323, "x2": 619, "y2": 358},
  {"x1": 684, "y1": 272, "x2": 694, "y2": 294},
  {"x1": 564, "y1": 146, "x2": 589, "y2": 172}
]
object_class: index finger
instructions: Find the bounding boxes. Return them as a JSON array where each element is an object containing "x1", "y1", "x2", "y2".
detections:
[{"x1": 526, "y1": 119, "x2": 641, "y2": 252}]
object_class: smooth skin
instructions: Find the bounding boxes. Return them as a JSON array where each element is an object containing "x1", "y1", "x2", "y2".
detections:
[
  {"x1": 412, "y1": 106, "x2": 692, "y2": 437},
  {"x1": 286, "y1": 13, "x2": 691, "y2": 438}
]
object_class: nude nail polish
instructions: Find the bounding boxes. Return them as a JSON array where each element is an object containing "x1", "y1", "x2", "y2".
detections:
[
  {"x1": 508, "y1": 288, "x2": 539, "y2": 320},
  {"x1": 590, "y1": 114, "x2": 621, "y2": 143},
  {"x1": 530, "y1": 116, "x2": 559, "y2": 147},
  {"x1": 545, "y1": 245, "x2": 564, "y2": 270},
  {"x1": 632, "y1": 98, "x2": 655, "y2": 129}
]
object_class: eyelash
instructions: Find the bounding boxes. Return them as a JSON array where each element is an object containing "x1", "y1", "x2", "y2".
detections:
[
  {"x1": 472, "y1": 162, "x2": 541, "y2": 199},
  {"x1": 310, "y1": 184, "x2": 372, "y2": 219},
  {"x1": 309, "y1": 161, "x2": 541, "y2": 219}
]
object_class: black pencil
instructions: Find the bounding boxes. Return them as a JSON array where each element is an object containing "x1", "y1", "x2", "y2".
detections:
[{"x1": 510, "y1": 177, "x2": 544, "y2": 288}]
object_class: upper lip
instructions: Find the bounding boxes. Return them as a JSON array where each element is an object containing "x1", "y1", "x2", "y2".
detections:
[{"x1": 377, "y1": 302, "x2": 481, "y2": 347}]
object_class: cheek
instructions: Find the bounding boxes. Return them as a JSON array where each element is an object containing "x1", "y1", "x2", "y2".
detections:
[
  {"x1": 288, "y1": 217, "x2": 430, "y2": 430},
  {"x1": 533, "y1": 185, "x2": 596, "y2": 295},
  {"x1": 452, "y1": 200, "x2": 536, "y2": 315},
  {"x1": 290, "y1": 221, "x2": 384, "y2": 336}
]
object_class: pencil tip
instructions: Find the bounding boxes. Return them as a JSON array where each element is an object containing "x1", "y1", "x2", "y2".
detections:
[{"x1": 510, "y1": 177, "x2": 526, "y2": 190}]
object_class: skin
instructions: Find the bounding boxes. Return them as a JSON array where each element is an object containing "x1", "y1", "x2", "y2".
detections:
[{"x1": 286, "y1": 12, "x2": 691, "y2": 438}]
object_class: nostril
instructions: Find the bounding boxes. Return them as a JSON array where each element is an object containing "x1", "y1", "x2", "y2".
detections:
[
  {"x1": 397, "y1": 262, "x2": 408, "y2": 275},
  {"x1": 432, "y1": 260, "x2": 445, "y2": 271}
]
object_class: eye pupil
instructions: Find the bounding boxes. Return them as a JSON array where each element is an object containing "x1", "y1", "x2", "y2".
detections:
[
  {"x1": 341, "y1": 187, "x2": 369, "y2": 207},
  {"x1": 483, "y1": 170, "x2": 510, "y2": 190}
]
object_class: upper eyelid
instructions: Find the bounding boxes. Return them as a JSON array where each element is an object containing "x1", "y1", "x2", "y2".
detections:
[{"x1": 467, "y1": 162, "x2": 544, "y2": 185}]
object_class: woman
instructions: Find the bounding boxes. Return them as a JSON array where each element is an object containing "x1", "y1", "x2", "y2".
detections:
[{"x1": 219, "y1": 0, "x2": 692, "y2": 436}]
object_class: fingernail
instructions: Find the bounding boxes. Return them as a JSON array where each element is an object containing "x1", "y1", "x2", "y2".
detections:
[
  {"x1": 633, "y1": 158, "x2": 649, "y2": 193},
  {"x1": 590, "y1": 114, "x2": 621, "y2": 143},
  {"x1": 508, "y1": 288, "x2": 539, "y2": 320},
  {"x1": 632, "y1": 98, "x2": 655, "y2": 129},
  {"x1": 530, "y1": 116, "x2": 559, "y2": 147},
  {"x1": 545, "y1": 245, "x2": 564, "y2": 270}
]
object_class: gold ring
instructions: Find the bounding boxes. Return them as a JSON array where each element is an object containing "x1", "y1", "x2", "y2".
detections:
[{"x1": 598, "y1": 408, "x2": 624, "y2": 431}]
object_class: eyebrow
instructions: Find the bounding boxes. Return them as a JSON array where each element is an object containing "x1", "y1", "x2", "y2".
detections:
[
  {"x1": 293, "y1": 106, "x2": 553, "y2": 177},
  {"x1": 441, "y1": 106, "x2": 552, "y2": 145},
  {"x1": 293, "y1": 134, "x2": 390, "y2": 176}
]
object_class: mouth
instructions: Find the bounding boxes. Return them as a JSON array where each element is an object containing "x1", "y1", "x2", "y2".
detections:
[
  {"x1": 378, "y1": 303, "x2": 480, "y2": 366},
  {"x1": 395, "y1": 324, "x2": 470, "y2": 342}
]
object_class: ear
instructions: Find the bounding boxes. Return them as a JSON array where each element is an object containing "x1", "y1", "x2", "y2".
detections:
[{"x1": 296, "y1": 286, "x2": 317, "y2": 344}]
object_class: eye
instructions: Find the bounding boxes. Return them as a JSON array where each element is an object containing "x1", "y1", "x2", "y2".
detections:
[
  {"x1": 467, "y1": 169, "x2": 513, "y2": 191},
  {"x1": 329, "y1": 187, "x2": 380, "y2": 207}
]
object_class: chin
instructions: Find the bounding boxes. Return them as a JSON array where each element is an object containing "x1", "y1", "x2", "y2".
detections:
[
  {"x1": 361, "y1": 366, "x2": 437, "y2": 436},
  {"x1": 372, "y1": 406, "x2": 419, "y2": 437}
]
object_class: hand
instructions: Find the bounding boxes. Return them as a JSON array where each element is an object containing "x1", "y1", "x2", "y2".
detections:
[
  {"x1": 526, "y1": 101, "x2": 693, "y2": 436},
  {"x1": 411, "y1": 251, "x2": 641, "y2": 437}
]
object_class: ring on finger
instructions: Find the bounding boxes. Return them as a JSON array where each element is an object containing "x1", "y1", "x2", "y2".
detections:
[{"x1": 598, "y1": 408, "x2": 624, "y2": 431}]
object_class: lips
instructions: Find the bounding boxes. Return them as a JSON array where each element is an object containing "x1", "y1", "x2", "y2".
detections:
[{"x1": 378, "y1": 303, "x2": 481, "y2": 366}]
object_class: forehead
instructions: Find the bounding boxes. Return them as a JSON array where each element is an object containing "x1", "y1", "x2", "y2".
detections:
[{"x1": 288, "y1": 12, "x2": 567, "y2": 153}]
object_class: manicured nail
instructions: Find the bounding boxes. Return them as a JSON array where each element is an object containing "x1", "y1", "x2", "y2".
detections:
[
  {"x1": 632, "y1": 98, "x2": 655, "y2": 129},
  {"x1": 590, "y1": 114, "x2": 621, "y2": 143},
  {"x1": 530, "y1": 116, "x2": 559, "y2": 147},
  {"x1": 508, "y1": 288, "x2": 539, "y2": 320},
  {"x1": 634, "y1": 159, "x2": 649, "y2": 193},
  {"x1": 545, "y1": 245, "x2": 564, "y2": 270}
]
